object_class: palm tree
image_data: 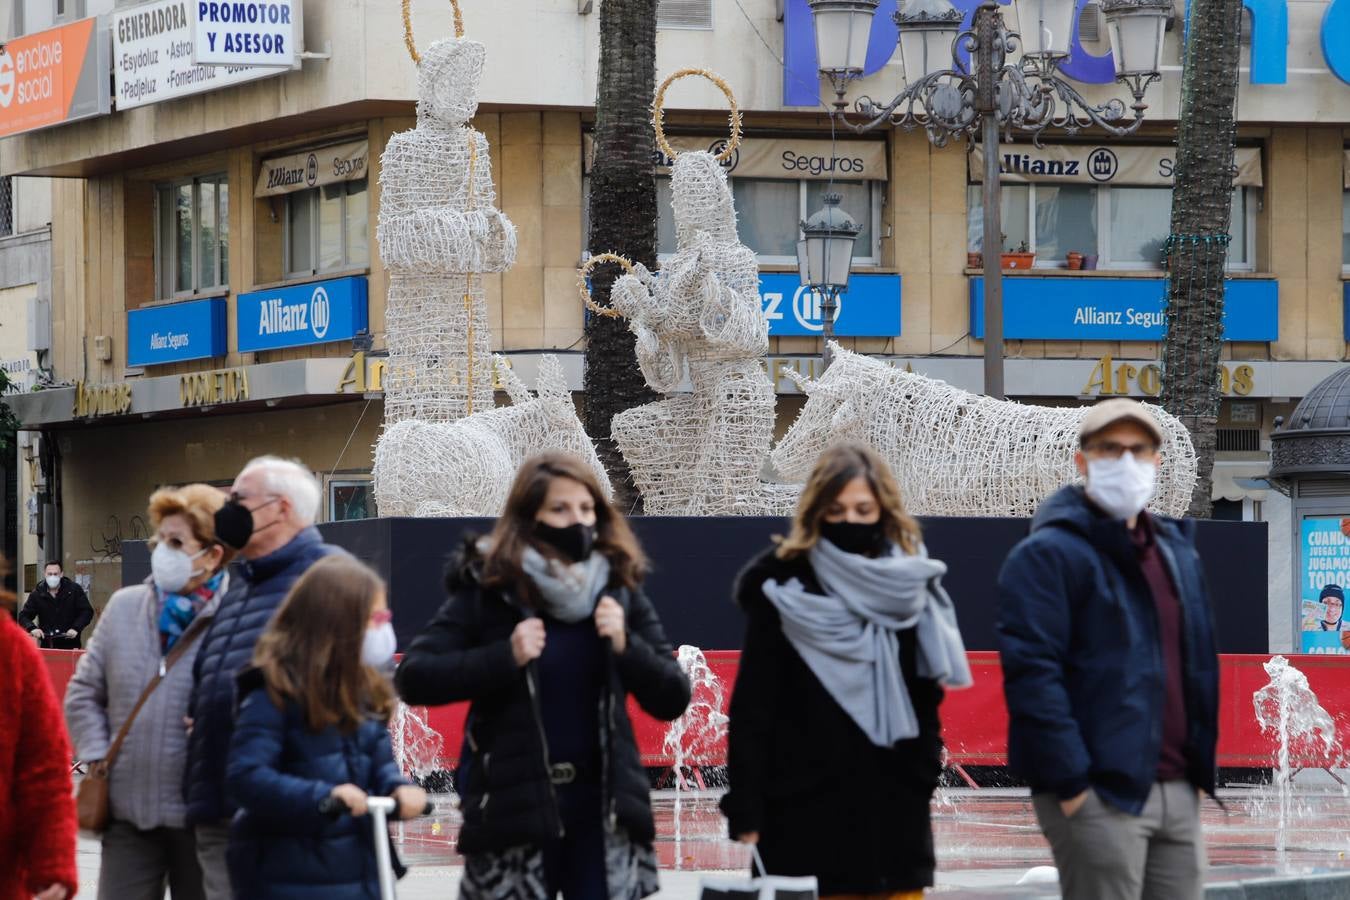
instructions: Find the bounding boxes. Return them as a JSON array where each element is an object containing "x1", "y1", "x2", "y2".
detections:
[
  {"x1": 1160, "y1": 0, "x2": 1244, "y2": 517},
  {"x1": 584, "y1": 0, "x2": 661, "y2": 513}
]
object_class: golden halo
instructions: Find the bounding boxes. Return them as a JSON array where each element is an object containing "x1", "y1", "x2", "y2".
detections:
[
  {"x1": 652, "y1": 68, "x2": 742, "y2": 164},
  {"x1": 403, "y1": 0, "x2": 465, "y2": 65},
  {"x1": 577, "y1": 253, "x2": 636, "y2": 320}
]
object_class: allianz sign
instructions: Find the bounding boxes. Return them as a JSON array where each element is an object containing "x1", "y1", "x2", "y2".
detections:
[{"x1": 237, "y1": 276, "x2": 367, "y2": 352}]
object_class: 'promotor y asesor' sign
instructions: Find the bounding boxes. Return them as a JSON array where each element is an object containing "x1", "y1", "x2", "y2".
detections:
[
  {"x1": 112, "y1": 0, "x2": 289, "y2": 110},
  {"x1": 192, "y1": 1, "x2": 299, "y2": 68}
]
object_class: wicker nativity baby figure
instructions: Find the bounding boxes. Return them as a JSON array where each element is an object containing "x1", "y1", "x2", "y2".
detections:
[
  {"x1": 376, "y1": 23, "x2": 516, "y2": 425},
  {"x1": 720, "y1": 443, "x2": 973, "y2": 898},
  {"x1": 396, "y1": 453, "x2": 691, "y2": 900}
]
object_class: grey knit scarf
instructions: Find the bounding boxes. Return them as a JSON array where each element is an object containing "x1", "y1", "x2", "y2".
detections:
[
  {"x1": 762, "y1": 538, "x2": 972, "y2": 747},
  {"x1": 520, "y1": 546, "x2": 611, "y2": 623}
]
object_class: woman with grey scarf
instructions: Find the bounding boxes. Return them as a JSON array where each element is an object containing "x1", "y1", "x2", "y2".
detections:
[
  {"x1": 396, "y1": 452, "x2": 690, "y2": 900},
  {"x1": 720, "y1": 443, "x2": 972, "y2": 899}
]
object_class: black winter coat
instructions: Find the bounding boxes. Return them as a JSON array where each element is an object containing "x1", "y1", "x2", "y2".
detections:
[
  {"x1": 996, "y1": 486, "x2": 1219, "y2": 814},
  {"x1": 719, "y1": 549, "x2": 945, "y2": 895},
  {"x1": 226, "y1": 668, "x2": 409, "y2": 900},
  {"x1": 185, "y1": 528, "x2": 344, "y2": 825},
  {"x1": 19, "y1": 578, "x2": 94, "y2": 649},
  {"x1": 394, "y1": 540, "x2": 691, "y2": 855}
]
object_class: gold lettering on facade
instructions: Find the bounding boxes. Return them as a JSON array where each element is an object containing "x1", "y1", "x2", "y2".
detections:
[
  {"x1": 336, "y1": 353, "x2": 388, "y2": 394},
  {"x1": 1081, "y1": 356, "x2": 1257, "y2": 398},
  {"x1": 72, "y1": 381, "x2": 133, "y2": 418},
  {"x1": 179, "y1": 368, "x2": 250, "y2": 408}
]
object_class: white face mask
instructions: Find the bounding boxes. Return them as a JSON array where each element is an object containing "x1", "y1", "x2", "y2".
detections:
[
  {"x1": 45, "y1": 575, "x2": 61, "y2": 590},
  {"x1": 1085, "y1": 452, "x2": 1157, "y2": 521},
  {"x1": 152, "y1": 544, "x2": 209, "y2": 594},
  {"x1": 362, "y1": 621, "x2": 397, "y2": 669}
]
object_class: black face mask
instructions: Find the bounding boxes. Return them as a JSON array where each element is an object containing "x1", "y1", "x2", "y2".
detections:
[
  {"x1": 214, "y1": 499, "x2": 255, "y2": 551},
  {"x1": 819, "y1": 520, "x2": 889, "y2": 557},
  {"x1": 533, "y1": 522, "x2": 597, "y2": 564}
]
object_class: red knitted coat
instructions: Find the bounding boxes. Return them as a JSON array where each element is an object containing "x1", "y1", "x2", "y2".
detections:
[{"x1": 0, "y1": 614, "x2": 79, "y2": 899}]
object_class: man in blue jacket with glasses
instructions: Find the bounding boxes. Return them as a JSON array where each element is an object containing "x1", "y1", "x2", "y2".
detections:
[{"x1": 997, "y1": 398, "x2": 1219, "y2": 900}]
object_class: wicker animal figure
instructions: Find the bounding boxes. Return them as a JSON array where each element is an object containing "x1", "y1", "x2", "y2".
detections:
[
  {"x1": 771, "y1": 345, "x2": 1199, "y2": 518},
  {"x1": 377, "y1": 32, "x2": 516, "y2": 425},
  {"x1": 587, "y1": 70, "x2": 794, "y2": 515},
  {"x1": 373, "y1": 356, "x2": 611, "y2": 517}
]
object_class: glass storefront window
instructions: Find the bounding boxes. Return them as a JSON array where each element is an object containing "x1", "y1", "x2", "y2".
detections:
[
  {"x1": 1109, "y1": 186, "x2": 1170, "y2": 266},
  {"x1": 731, "y1": 179, "x2": 801, "y2": 259},
  {"x1": 329, "y1": 481, "x2": 375, "y2": 521},
  {"x1": 966, "y1": 184, "x2": 1030, "y2": 253}
]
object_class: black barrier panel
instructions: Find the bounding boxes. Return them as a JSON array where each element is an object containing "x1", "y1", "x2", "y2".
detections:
[{"x1": 122, "y1": 515, "x2": 1268, "y2": 653}]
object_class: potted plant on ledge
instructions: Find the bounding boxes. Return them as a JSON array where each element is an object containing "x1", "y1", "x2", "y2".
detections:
[{"x1": 1001, "y1": 239, "x2": 1035, "y2": 270}]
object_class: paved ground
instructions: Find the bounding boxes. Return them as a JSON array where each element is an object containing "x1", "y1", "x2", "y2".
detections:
[{"x1": 72, "y1": 786, "x2": 1350, "y2": 897}]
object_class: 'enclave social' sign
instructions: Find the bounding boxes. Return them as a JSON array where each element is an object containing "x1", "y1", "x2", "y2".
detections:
[
  {"x1": 760, "y1": 273, "x2": 901, "y2": 337},
  {"x1": 128, "y1": 297, "x2": 228, "y2": 366},
  {"x1": 968, "y1": 276, "x2": 1279, "y2": 341},
  {"x1": 236, "y1": 276, "x2": 368, "y2": 352},
  {"x1": 0, "y1": 18, "x2": 110, "y2": 138}
]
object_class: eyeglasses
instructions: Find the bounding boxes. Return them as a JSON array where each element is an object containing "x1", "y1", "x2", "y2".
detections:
[{"x1": 1083, "y1": 440, "x2": 1159, "y2": 459}]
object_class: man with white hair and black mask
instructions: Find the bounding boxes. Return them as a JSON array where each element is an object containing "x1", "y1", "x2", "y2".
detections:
[{"x1": 183, "y1": 456, "x2": 344, "y2": 898}]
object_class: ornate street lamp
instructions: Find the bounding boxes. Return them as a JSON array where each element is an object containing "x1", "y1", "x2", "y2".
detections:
[
  {"x1": 808, "y1": 0, "x2": 1168, "y2": 398},
  {"x1": 798, "y1": 193, "x2": 862, "y2": 370}
]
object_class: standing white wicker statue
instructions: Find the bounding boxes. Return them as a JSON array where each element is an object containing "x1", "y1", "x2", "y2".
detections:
[
  {"x1": 378, "y1": 0, "x2": 515, "y2": 424},
  {"x1": 771, "y1": 345, "x2": 1199, "y2": 518},
  {"x1": 583, "y1": 70, "x2": 794, "y2": 515},
  {"x1": 373, "y1": 0, "x2": 610, "y2": 516}
]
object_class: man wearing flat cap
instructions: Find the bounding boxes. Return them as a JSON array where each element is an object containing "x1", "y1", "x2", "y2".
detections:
[{"x1": 996, "y1": 398, "x2": 1219, "y2": 900}]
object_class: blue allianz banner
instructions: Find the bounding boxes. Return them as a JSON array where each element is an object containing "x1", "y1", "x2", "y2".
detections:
[
  {"x1": 760, "y1": 273, "x2": 901, "y2": 337},
  {"x1": 968, "y1": 277, "x2": 1278, "y2": 342},
  {"x1": 236, "y1": 276, "x2": 369, "y2": 352},
  {"x1": 1343, "y1": 283, "x2": 1350, "y2": 340},
  {"x1": 127, "y1": 298, "x2": 228, "y2": 367}
]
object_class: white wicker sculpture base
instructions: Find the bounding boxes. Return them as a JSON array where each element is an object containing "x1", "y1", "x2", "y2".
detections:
[
  {"x1": 377, "y1": 36, "x2": 516, "y2": 425},
  {"x1": 373, "y1": 356, "x2": 612, "y2": 517},
  {"x1": 771, "y1": 345, "x2": 1199, "y2": 518},
  {"x1": 606, "y1": 150, "x2": 791, "y2": 515}
]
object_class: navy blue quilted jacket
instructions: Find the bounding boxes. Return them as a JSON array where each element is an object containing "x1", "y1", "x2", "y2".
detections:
[
  {"x1": 225, "y1": 668, "x2": 408, "y2": 900},
  {"x1": 184, "y1": 527, "x2": 343, "y2": 825},
  {"x1": 996, "y1": 486, "x2": 1220, "y2": 815}
]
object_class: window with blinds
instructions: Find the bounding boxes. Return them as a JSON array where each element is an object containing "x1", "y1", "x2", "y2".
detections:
[{"x1": 658, "y1": 0, "x2": 713, "y2": 29}]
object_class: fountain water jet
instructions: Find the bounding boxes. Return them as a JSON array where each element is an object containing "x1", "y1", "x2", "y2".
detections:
[
  {"x1": 1252, "y1": 655, "x2": 1343, "y2": 855},
  {"x1": 662, "y1": 646, "x2": 729, "y2": 869}
]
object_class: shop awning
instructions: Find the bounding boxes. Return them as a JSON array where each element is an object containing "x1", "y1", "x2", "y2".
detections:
[
  {"x1": 1211, "y1": 461, "x2": 1272, "y2": 502},
  {"x1": 255, "y1": 140, "x2": 370, "y2": 197},
  {"x1": 582, "y1": 134, "x2": 888, "y2": 181},
  {"x1": 970, "y1": 144, "x2": 1263, "y2": 188}
]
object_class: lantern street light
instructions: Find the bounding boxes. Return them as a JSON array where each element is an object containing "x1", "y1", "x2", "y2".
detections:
[
  {"x1": 798, "y1": 193, "x2": 862, "y2": 370},
  {"x1": 809, "y1": 0, "x2": 1169, "y2": 398}
]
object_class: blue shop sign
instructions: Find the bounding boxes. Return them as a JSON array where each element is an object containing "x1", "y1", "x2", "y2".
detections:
[
  {"x1": 236, "y1": 276, "x2": 369, "y2": 352},
  {"x1": 127, "y1": 298, "x2": 228, "y2": 367},
  {"x1": 968, "y1": 276, "x2": 1278, "y2": 342},
  {"x1": 1343, "y1": 283, "x2": 1350, "y2": 340},
  {"x1": 760, "y1": 273, "x2": 901, "y2": 337}
]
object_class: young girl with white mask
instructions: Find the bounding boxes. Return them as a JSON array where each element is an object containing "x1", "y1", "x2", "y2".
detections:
[
  {"x1": 64, "y1": 484, "x2": 234, "y2": 900},
  {"x1": 225, "y1": 555, "x2": 425, "y2": 899}
]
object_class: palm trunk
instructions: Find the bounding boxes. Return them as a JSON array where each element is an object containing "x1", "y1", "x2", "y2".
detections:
[
  {"x1": 585, "y1": 0, "x2": 661, "y2": 514},
  {"x1": 1160, "y1": 0, "x2": 1244, "y2": 518}
]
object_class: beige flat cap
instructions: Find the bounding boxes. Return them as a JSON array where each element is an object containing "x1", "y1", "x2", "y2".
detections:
[{"x1": 1078, "y1": 397, "x2": 1164, "y2": 446}]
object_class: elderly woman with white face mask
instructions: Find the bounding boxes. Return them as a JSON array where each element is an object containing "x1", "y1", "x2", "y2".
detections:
[{"x1": 65, "y1": 484, "x2": 234, "y2": 900}]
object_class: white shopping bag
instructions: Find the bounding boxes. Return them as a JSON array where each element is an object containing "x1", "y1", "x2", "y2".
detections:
[{"x1": 699, "y1": 847, "x2": 818, "y2": 900}]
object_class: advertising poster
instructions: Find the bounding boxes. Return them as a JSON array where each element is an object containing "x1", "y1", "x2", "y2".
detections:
[
  {"x1": 1300, "y1": 517, "x2": 1350, "y2": 654},
  {"x1": 0, "y1": 17, "x2": 110, "y2": 138}
]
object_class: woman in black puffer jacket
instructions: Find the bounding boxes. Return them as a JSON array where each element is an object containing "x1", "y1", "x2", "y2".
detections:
[{"x1": 396, "y1": 452, "x2": 690, "y2": 900}]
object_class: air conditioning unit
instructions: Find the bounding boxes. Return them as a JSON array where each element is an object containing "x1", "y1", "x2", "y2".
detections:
[
  {"x1": 94, "y1": 335, "x2": 113, "y2": 362},
  {"x1": 658, "y1": 0, "x2": 713, "y2": 30}
]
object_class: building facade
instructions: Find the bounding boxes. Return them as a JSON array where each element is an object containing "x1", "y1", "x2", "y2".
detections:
[{"x1": 2, "y1": 0, "x2": 1349, "y2": 640}]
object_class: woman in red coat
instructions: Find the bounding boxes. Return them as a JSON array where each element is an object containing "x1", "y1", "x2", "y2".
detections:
[{"x1": 0, "y1": 596, "x2": 79, "y2": 900}]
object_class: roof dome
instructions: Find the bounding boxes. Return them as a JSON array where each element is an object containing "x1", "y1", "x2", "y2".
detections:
[{"x1": 1270, "y1": 364, "x2": 1350, "y2": 481}]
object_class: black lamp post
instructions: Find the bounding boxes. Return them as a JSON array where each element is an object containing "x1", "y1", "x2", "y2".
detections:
[
  {"x1": 807, "y1": 0, "x2": 1169, "y2": 398},
  {"x1": 798, "y1": 192, "x2": 862, "y2": 370}
]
